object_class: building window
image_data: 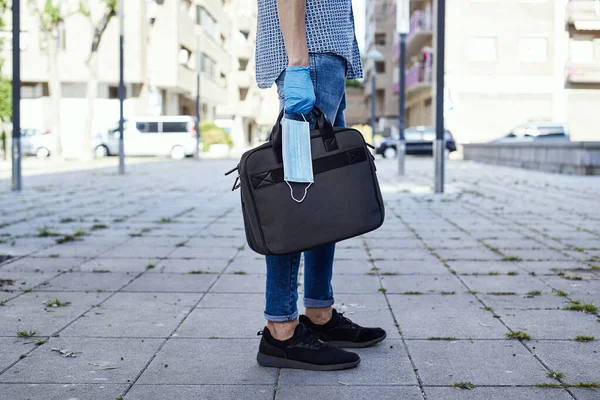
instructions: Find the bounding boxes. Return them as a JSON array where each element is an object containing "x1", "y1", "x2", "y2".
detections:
[
  {"x1": 238, "y1": 58, "x2": 249, "y2": 71},
  {"x1": 196, "y1": 6, "x2": 217, "y2": 39},
  {"x1": 519, "y1": 37, "x2": 547, "y2": 63},
  {"x1": 201, "y1": 53, "x2": 216, "y2": 77},
  {"x1": 179, "y1": 46, "x2": 192, "y2": 68},
  {"x1": 375, "y1": 33, "x2": 386, "y2": 45},
  {"x1": 571, "y1": 39, "x2": 594, "y2": 63},
  {"x1": 108, "y1": 86, "x2": 119, "y2": 99},
  {"x1": 239, "y1": 88, "x2": 249, "y2": 101},
  {"x1": 375, "y1": 61, "x2": 386, "y2": 73},
  {"x1": 468, "y1": 37, "x2": 497, "y2": 62}
]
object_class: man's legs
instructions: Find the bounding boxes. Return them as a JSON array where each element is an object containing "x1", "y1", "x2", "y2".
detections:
[{"x1": 264, "y1": 53, "x2": 347, "y2": 338}]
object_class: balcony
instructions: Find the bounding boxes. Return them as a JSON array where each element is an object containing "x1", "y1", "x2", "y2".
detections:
[
  {"x1": 394, "y1": 10, "x2": 433, "y2": 59},
  {"x1": 567, "y1": 0, "x2": 600, "y2": 30},
  {"x1": 393, "y1": 63, "x2": 432, "y2": 95},
  {"x1": 566, "y1": 62, "x2": 600, "y2": 83}
]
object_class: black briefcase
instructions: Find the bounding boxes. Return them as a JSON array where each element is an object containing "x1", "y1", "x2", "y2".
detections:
[{"x1": 226, "y1": 107, "x2": 385, "y2": 256}]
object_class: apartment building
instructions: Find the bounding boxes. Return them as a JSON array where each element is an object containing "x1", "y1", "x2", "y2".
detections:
[
  {"x1": 364, "y1": 0, "x2": 399, "y2": 134},
  {"x1": 217, "y1": 0, "x2": 279, "y2": 150},
  {"x1": 393, "y1": 0, "x2": 600, "y2": 143},
  {"x1": 2, "y1": 0, "x2": 232, "y2": 157}
]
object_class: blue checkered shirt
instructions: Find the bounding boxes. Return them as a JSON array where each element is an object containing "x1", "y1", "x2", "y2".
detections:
[{"x1": 255, "y1": 0, "x2": 363, "y2": 89}]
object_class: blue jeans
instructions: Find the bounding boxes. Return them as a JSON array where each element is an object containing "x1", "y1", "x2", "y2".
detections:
[{"x1": 264, "y1": 53, "x2": 348, "y2": 322}]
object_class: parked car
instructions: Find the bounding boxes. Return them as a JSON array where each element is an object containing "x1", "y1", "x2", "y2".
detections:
[
  {"x1": 94, "y1": 116, "x2": 199, "y2": 160},
  {"x1": 375, "y1": 126, "x2": 457, "y2": 159},
  {"x1": 21, "y1": 128, "x2": 53, "y2": 158},
  {"x1": 493, "y1": 122, "x2": 570, "y2": 143}
]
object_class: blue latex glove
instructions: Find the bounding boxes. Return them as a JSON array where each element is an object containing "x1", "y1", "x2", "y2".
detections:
[{"x1": 283, "y1": 66, "x2": 316, "y2": 115}]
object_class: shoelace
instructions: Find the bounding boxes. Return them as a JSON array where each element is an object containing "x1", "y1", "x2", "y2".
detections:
[{"x1": 337, "y1": 312, "x2": 358, "y2": 328}]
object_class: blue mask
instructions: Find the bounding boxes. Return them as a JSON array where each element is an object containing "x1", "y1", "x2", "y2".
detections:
[{"x1": 281, "y1": 116, "x2": 313, "y2": 202}]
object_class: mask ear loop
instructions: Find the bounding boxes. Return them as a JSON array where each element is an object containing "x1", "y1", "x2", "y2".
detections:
[
  {"x1": 286, "y1": 181, "x2": 312, "y2": 203},
  {"x1": 286, "y1": 113, "x2": 312, "y2": 203}
]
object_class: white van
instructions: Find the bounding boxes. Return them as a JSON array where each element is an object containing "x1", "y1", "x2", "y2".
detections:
[{"x1": 94, "y1": 116, "x2": 199, "y2": 160}]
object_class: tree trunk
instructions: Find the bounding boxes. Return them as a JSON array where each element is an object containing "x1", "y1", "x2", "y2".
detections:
[
  {"x1": 82, "y1": 51, "x2": 98, "y2": 161},
  {"x1": 82, "y1": 9, "x2": 115, "y2": 161},
  {"x1": 46, "y1": 32, "x2": 62, "y2": 158}
]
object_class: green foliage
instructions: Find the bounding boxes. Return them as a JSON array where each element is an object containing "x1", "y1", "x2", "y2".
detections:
[
  {"x1": 201, "y1": 121, "x2": 232, "y2": 151},
  {"x1": 345, "y1": 78, "x2": 363, "y2": 88},
  {"x1": 43, "y1": 0, "x2": 61, "y2": 25}
]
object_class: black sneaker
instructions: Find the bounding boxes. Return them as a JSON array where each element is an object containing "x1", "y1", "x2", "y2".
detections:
[
  {"x1": 256, "y1": 323, "x2": 360, "y2": 371},
  {"x1": 300, "y1": 309, "x2": 386, "y2": 348}
]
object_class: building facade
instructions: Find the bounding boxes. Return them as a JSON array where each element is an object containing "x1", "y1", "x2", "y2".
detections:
[
  {"x1": 393, "y1": 0, "x2": 600, "y2": 144},
  {"x1": 363, "y1": 0, "x2": 399, "y2": 135},
  {"x1": 2, "y1": 0, "x2": 278, "y2": 157}
]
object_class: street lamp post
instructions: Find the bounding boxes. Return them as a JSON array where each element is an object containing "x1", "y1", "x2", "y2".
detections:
[
  {"x1": 195, "y1": 37, "x2": 201, "y2": 160},
  {"x1": 434, "y1": 0, "x2": 446, "y2": 193},
  {"x1": 118, "y1": 0, "x2": 125, "y2": 175},
  {"x1": 396, "y1": 0, "x2": 409, "y2": 176},
  {"x1": 366, "y1": 50, "x2": 384, "y2": 144},
  {"x1": 11, "y1": 0, "x2": 22, "y2": 191}
]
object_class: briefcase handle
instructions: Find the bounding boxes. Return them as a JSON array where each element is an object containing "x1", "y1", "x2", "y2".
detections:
[{"x1": 269, "y1": 106, "x2": 339, "y2": 154}]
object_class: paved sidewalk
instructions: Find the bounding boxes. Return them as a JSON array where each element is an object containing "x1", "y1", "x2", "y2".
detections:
[{"x1": 0, "y1": 157, "x2": 599, "y2": 400}]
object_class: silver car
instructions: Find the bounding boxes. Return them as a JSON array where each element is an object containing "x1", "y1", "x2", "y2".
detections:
[
  {"x1": 94, "y1": 116, "x2": 199, "y2": 160},
  {"x1": 494, "y1": 122, "x2": 570, "y2": 143},
  {"x1": 21, "y1": 128, "x2": 54, "y2": 158}
]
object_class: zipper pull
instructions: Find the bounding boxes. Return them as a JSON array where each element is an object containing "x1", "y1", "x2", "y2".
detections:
[
  {"x1": 231, "y1": 176, "x2": 241, "y2": 191},
  {"x1": 224, "y1": 165, "x2": 239, "y2": 176}
]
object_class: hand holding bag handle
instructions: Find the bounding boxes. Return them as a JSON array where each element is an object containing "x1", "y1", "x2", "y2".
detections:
[{"x1": 270, "y1": 106, "x2": 339, "y2": 155}]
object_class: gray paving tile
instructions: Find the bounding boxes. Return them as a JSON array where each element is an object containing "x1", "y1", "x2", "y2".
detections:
[
  {"x1": 370, "y1": 248, "x2": 438, "y2": 262},
  {"x1": 34, "y1": 245, "x2": 114, "y2": 259},
  {"x1": 174, "y1": 307, "x2": 264, "y2": 338},
  {"x1": 408, "y1": 340, "x2": 554, "y2": 386},
  {"x1": 460, "y1": 275, "x2": 547, "y2": 294},
  {"x1": 224, "y1": 257, "x2": 265, "y2": 274},
  {"x1": 61, "y1": 292, "x2": 200, "y2": 337},
  {"x1": 531, "y1": 341, "x2": 600, "y2": 383},
  {"x1": 137, "y1": 339, "x2": 277, "y2": 385},
  {"x1": 0, "y1": 257, "x2": 84, "y2": 273},
  {"x1": 517, "y1": 261, "x2": 590, "y2": 275},
  {"x1": 0, "y1": 271, "x2": 59, "y2": 291},
  {"x1": 78, "y1": 258, "x2": 160, "y2": 273},
  {"x1": 381, "y1": 275, "x2": 466, "y2": 294},
  {"x1": 373, "y1": 259, "x2": 449, "y2": 274},
  {"x1": 424, "y1": 387, "x2": 572, "y2": 400},
  {"x1": 101, "y1": 246, "x2": 174, "y2": 259},
  {"x1": 571, "y1": 389, "x2": 600, "y2": 400},
  {"x1": 388, "y1": 294, "x2": 508, "y2": 339},
  {"x1": 198, "y1": 293, "x2": 265, "y2": 310},
  {"x1": 126, "y1": 384, "x2": 273, "y2": 400},
  {"x1": 122, "y1": 273, "x2": 218, "y2": 293},
  {"x1": 278, "y1": 339, "x2": 416, "y2": 386},
  {"x1": 499, "y1": 310, "x2": 600, "y2": 339},
  {"x1": 480, "y1": 293, "x2": 568, "y2": 310},
  {"x1": 154, "y1": 259, "x2": 229, "y2": 274},
  {"x1": 435, "y1": 247, "x2": 503, "y2": 261},
  {"x1": 0, "y1": 291, "x2": 110, "y2": 336},
  {"x1": 0, "y1": 337, "x2": 162, "y2": 383},
  {"x1": 334, "y1": 294, "x2": 401, "y2": 339},
  {"x1": 169, "y1": 246, "x2": 238, "y2": 260},
  {"x1": 331, "y1": 274, "x2": 382, "y2": 294},
  {"x1": 210, "y1": 274, "x2": 266, "y2": 294},
  {"x1": 38, "y1": 272, "x2": 135, "y2": 292},
  {"x1": 501, "y1": 249, "x2": 572, "y2": 261},
  {"x1": 0, "y1": 338, "x2": 37, "y2": 371},
  {"x1": 446, "y1": 261, "x2": 524, "y2": 275},
  {"x1": 0, "y1": 384, "x2": 128, "y2": 400},
  {"x1": 276, "y1": 386, "x2": 423, "y2": 400}
]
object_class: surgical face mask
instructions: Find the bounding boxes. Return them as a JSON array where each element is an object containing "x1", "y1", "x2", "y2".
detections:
[{"x1": 281, "y1": 116, "x2": 313, "y2": 203}]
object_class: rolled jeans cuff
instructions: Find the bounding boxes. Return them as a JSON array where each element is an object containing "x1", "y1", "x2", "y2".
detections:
[
  {"x1": 304, "y1": 297, "x2": 334, "y2": 308},
  {"x1": 264, "y1": 310, "x2": 299, "y2": 322}
]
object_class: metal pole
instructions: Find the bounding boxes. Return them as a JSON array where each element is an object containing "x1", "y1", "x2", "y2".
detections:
[
  {"x1": 434, "y1": 0, "x2": 445, "y2": 193},
  {"x1": 118, "y1": 0, "x2": 125, "y2": 175},
  {"x1": 371, "y1": 73, "x2": 376, "y2": 139},
  {"x1": 11, "y1": 0, "x2": 22, "y2": 191},
  {"x1": 397, "y1": 32, "x2": 407, "y2": 175},
  {"x1": 194, "y1": 37, "x2": 201, "y2": 160}
]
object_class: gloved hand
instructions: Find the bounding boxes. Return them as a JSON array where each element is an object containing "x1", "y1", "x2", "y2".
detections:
[{"x1": 283, "y1": 66, "x2": 316, "y2": 115}]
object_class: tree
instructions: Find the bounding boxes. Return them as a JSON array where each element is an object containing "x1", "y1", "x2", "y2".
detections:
[
  {"x1": 79, "y1": 0, "x2": 116, "y2": 160},
  {"x1": 0, "y1": 0, "x2": 11, "y2": 159},
  {"x1": 27, "y1": 0, "x2": 79, "y2": 158}
]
